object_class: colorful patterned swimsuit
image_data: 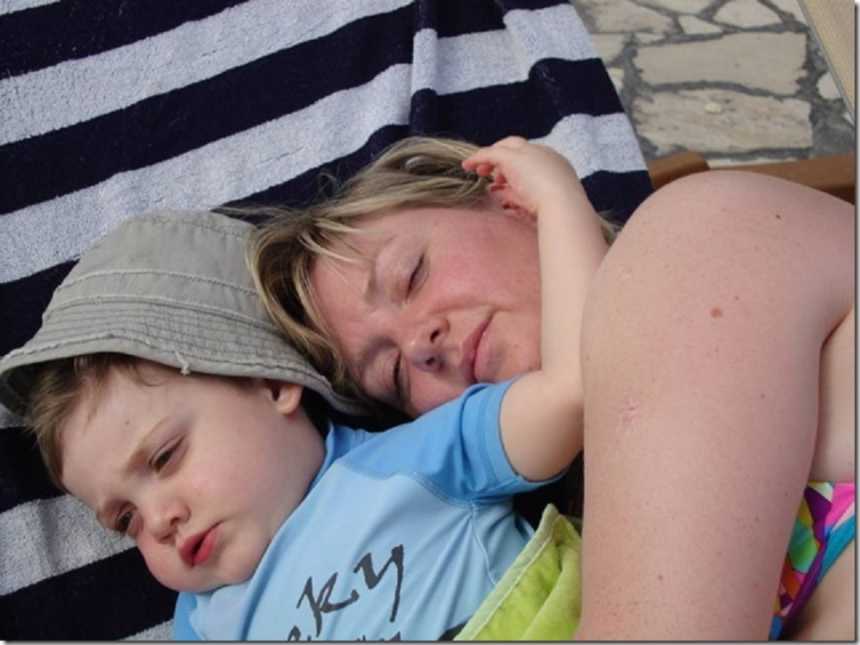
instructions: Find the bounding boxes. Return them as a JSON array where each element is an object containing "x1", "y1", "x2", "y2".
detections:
[{"x1": 770, "y1": 481, "x2": 855, "y2": 639}]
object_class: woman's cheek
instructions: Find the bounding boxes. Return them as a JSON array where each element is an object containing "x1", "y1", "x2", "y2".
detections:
[{"x1": 410, "y1": 378, "x2": 463, "y2": 416}]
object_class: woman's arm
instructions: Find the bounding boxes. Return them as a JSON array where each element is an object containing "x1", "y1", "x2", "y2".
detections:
[{"x1": 577, "y1": 170, "x2": 854, "y2": 639}]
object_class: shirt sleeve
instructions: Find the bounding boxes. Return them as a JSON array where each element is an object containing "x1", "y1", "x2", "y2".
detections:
[
  {"x1": 172, "y1": 592, "x2": 202, "y2": 640},
  {"x1": 343, "y1": 380, "x2": 559, "y2": 504}
]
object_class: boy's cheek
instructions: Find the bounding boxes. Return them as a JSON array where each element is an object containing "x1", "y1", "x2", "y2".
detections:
[{"x1": 138, "y1": 539, "x2": 184, "y2": 591}]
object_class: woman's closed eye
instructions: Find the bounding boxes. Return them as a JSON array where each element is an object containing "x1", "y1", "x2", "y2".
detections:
[
  {"x1": 382, "y1": 253, "x2": 424, "y2": 403},
  {"x1": 404, "y1": 253, "x2": 425, "y2": 298}
]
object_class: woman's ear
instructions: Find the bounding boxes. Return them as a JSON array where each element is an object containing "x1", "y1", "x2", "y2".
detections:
[{"x1": 265, "y1": 380, "x2": 304, "y2": 415}]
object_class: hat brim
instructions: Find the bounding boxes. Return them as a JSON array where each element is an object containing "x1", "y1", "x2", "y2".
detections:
[{"x1": 0, "y1": 297, "x2": 365, "y2": 417}]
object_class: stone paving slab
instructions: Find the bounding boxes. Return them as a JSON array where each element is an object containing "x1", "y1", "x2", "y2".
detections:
[
  {"x1": 635, "y1": 88, "x2": 812, "y2": 155},
  {"x1": 634, "y1": 32, "x2": 807, "y2": 94},
  {"x1": 576, "y1": 0, "x2": 855, "y2": 163}
]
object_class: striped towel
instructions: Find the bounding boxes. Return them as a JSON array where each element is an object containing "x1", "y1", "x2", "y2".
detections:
[{"x1": 0, "y1": 0, "x2": 651, "y2": 639}]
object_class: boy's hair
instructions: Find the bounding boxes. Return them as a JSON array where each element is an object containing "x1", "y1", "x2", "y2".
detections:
[
  {"x1": 26, "y1": 353, "x2": 141, "y2": 491},
  {"x1": 248, "y1": 136, "x2": 619, "y2": 403},
  {"x1": 26, "y1": 353, "x2": 331, "y2": 491}
]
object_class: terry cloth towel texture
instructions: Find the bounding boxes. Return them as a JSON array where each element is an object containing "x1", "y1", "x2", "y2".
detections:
[
  {"x1": 0, "y1": 1, "x2": 651, "y2": 640},
  {"x1": 456, "y1": 504, "x2": 582, "y2": 641}
]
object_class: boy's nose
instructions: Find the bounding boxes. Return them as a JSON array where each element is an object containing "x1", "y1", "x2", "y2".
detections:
[{"x1": 147, "y1": 499, "x2": 188, "y2": 542}]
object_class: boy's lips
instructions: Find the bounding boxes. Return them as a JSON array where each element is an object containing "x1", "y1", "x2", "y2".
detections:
[{"x1": 181, "y1": 525, "x2": 219, "y2": 567}]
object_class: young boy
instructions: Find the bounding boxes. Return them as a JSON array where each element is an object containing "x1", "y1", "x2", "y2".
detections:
[{"x1": 0, "y1": 139, "x2": 591, "y2": 639}]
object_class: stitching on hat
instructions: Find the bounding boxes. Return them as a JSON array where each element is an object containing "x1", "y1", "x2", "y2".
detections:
[
  {"x1": 3, "y1": 338, "x2": 361, "y2": 412},
  {"x1": 55, "y1": 269, "x2": 258, "y2": 296},
  {"x1": 173, "y1": 351, "x2": 191, "y2": 375},
  {"x1": 44, "y1": 295, "x2": 277, "y2": 331},
  {"x1": 37, "y1": 315, "x2": 281, "y2": 353},
  {"x1": 34, "y1": 306, "x2": 285, "y2": 348},
  {"x1": 6, "y1": 334, "x2": 337, "y2": 390},
  {"x1": 141, "y1": 216, "x2": 250, "y2": 241},
  {"x1": 133, "y1": 211, "x2": 254, "y2": 239},
  {"x1": 83, "y1": 215, "x2": 250, "y2": 256}
]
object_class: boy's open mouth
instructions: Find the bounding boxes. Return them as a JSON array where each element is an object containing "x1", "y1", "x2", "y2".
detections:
[{"x1": 181, "y1": 526, "x2": 217, "y2": 567}]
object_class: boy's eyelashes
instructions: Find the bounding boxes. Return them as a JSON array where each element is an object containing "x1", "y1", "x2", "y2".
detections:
[
  {"x1": 150, "y1": 438, "x2": 182, "y2": 472},
  {"x1": 114, "y1": 508, "x2": 137, "y2": 535}
]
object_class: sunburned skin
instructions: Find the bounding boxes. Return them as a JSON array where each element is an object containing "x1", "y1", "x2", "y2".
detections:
[
  {"x1": 811, "y1": 307, "x2": 855, "y2": 481},
  {"x1": 577, "y1": 169, "x2": 854, "y2": 640}
]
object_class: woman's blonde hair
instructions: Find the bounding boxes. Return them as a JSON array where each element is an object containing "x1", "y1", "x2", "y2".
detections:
[{"x1": 248, "y1": 136, "x2": 618, "y2": 403}]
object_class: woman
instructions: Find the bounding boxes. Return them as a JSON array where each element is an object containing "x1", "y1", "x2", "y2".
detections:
[{"x1": 250, "y1": 137, "x2": 855, "y2": 640}]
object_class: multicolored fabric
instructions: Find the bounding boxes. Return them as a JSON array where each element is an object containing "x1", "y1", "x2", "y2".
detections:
[{"x1": 770, "y1": 481, "x2": 855, "y2": 639}]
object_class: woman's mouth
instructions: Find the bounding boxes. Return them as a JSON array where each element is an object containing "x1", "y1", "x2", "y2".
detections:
[{"x1": 463, "y1": 318, "x2": 491, "y2": 383}]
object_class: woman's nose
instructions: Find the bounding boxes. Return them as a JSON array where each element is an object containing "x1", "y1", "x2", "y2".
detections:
[{"x1": 405, "y1": 316, "x2": 448, "y2": 372}]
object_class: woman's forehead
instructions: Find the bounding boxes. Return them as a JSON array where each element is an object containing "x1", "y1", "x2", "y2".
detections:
[{"x1": 317, "y1": 211, "x2": 422, "y2": 274}]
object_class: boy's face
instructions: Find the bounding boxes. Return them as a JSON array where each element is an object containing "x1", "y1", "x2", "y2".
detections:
[{"x1": 60, "y1": 361, "x2": 324, "y2": 593}]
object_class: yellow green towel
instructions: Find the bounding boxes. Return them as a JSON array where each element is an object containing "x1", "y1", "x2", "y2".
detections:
[{"x1": 456, "y1": 504, "x2": 582, "y2": 640}]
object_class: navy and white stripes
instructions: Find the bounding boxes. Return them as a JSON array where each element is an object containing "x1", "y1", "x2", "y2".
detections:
[{"x1": 0, "y1": 1, "x2": 651, "y2": 638}]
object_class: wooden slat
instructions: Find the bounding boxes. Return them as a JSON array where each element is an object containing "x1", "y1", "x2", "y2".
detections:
[
  {"x1": 647, "y1": 151, "x2": 709, "y2": 190},
  {"x1": 648, "y1": 152, "x2": 855, "y2": 203}
]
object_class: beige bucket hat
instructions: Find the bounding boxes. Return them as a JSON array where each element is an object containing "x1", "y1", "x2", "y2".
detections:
[{"x1": 0, "y1": 210, "x2": 364, "y2": 418}]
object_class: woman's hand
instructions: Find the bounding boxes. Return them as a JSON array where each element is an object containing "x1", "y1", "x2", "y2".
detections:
[{"x1": 462, "y1": 136, "x2": 587, "y2": 216}]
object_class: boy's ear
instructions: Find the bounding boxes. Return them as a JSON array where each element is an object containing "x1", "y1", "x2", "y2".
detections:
[{"x1": 265, "y1": 380, "x2": 303, "y2": 415}]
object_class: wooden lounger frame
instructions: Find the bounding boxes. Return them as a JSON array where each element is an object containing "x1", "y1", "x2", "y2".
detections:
[{"x1": 649, "y1": 152, "x2": 856, "y2": 204}]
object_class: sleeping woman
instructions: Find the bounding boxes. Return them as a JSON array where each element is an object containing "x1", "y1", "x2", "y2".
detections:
[{"x1": 249, "y1": 135, "x2": 855, "y2": 640}]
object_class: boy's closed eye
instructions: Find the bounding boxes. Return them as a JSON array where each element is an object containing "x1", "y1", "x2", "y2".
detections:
[
  {"x1": 151, "y1": 438, "x2": 182, "y2": 473},
  {"x1": 114, "y1": 507, "x2": 138, "y2": 535}
]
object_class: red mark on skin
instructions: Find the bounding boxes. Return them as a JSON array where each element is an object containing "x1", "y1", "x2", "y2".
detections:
[
  {"x1": 775, "y1": 213, "x2": 783, "y2": 220},
  {"x1": 710, "y1": 307, "x2": 723, "y2": 319},
  {"x1": 619, "y1": 397, "x2": 639, "y2": 431}
]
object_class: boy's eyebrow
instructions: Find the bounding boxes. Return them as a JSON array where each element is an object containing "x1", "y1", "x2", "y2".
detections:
[{"x1": 94, "y1": 416, "x2": 170, "y2": 525}]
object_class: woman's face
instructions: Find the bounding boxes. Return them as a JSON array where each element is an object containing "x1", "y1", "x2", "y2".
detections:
[{"x1": 310, "y1": 202, "x2": 542, "y2": 416}]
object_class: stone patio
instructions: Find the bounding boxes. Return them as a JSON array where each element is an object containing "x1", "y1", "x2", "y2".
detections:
[{"x1": 576, "y1": 0, "x2": 856, "y2": 164}]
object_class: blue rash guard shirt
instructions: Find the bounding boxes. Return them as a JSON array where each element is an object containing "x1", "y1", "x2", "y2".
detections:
[{"x1": 173, "y1": 380, "x2": 555, "y2": 640}]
